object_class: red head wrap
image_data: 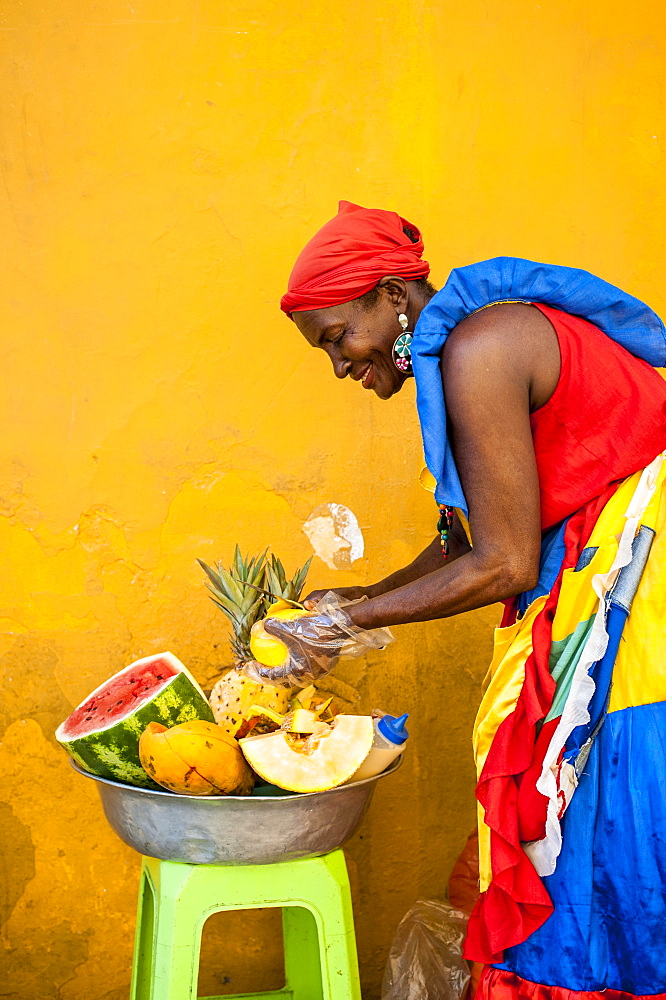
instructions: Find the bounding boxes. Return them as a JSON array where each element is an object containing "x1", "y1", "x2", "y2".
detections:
[{"x1": 280, "y1": 200, "x2": 430, "y2": 317}]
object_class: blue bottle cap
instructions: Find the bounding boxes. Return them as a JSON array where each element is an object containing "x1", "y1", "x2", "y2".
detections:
[{"x1": 377, "y1": 713, "x2": 409, "y2": 745}]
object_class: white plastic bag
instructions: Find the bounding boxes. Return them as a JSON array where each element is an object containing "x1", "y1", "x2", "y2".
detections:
[{"x1": 381, "y1": 900, "x2": 470, "y2": 1000}]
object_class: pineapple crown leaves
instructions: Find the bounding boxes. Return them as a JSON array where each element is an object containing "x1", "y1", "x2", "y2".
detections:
[
  {"x1": 264, "y1": 554, "x2": 312, "y2": 604},
  {"x1": 197, "y1": 547, "x2": 312, "y2": 662},
  {"x1": 197, "y1": 546, "x2": 267, "y2": 628}
]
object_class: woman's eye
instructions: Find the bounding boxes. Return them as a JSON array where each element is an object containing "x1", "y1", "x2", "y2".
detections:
[{"x1": 324, "y1": 329, "x2": 348, "y2": 349}]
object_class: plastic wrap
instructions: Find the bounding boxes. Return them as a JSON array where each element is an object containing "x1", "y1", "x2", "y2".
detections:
[
  {"x1": 381, "y1": 900, "x2": 470, "y2": 1000},
  {"x1": 244, "y1": 591, "x2": 394, "y2": 688}
]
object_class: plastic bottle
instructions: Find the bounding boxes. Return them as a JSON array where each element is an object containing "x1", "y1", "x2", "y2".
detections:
[{"x1": 350, "y1": 713, "x2": 409, "y2": 782}]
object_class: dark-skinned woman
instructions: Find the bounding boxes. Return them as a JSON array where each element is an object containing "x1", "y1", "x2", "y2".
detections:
[{"x1": 256, "y1": 201, "x2": 666, "y2": 1000}]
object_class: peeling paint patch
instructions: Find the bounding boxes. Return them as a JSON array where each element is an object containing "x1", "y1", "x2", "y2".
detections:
[{"x1": 302, "y1": 503, "x2": 364, "y2": 570}]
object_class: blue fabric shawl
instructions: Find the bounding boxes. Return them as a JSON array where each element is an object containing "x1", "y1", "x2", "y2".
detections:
[{"x1": 411, "y1": 256, "x2": 666, "y2": 515}]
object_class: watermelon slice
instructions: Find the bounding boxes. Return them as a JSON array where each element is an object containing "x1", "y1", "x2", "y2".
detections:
[{"x1": 56, "y1": 652, "x2": 214, "y2": 789}]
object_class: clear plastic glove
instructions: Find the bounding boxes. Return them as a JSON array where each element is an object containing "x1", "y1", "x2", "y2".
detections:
[{"x1": 245, "y1": 592, "x2": 394, "y2": 688}]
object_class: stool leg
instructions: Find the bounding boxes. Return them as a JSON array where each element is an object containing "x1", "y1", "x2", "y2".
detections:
[
  {"x1": 150, "y1": 860, "x2": 204, "y2": 1000},
  {"x1": 306, "y1": 852, "x2": 362, "y2": 1000},
  {"x1": 130, "y1": 863, "x2": 156, "y2": 1000},
  {"x1": 316, "y1": 920, "x2": 362, "y2": 1000},
  {"x1": 282, "y1": 905, "x2": 324, "y2": 1000}
]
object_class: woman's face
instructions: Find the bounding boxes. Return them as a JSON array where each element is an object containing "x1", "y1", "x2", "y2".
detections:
[{"x1": 293, "y1": 283, "x2": 412, "y2": 401}]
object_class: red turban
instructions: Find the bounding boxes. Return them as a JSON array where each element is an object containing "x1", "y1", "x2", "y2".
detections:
[{"x1": 280, "y1": 200, "x2": 430, "y2": 317}]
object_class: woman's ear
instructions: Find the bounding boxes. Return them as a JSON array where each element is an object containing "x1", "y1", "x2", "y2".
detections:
[{"x1": 377, "y1": 275, "x2": 409, "y2": 311}]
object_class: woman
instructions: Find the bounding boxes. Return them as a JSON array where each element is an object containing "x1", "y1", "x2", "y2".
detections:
[{"x1": 258, "y1": 201, "x2": 666, "y2": 1000}]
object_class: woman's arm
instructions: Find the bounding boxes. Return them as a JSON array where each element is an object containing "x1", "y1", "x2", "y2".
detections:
[
  {"x1": 367, "y1": 518, "x2": 471, "y2": 596},
  {"x1": 346, "y1": 304, "x2": 559, "y2": 629},
  {"x1": 256, "y1": 304, "x2": 561, "y2": 687}
]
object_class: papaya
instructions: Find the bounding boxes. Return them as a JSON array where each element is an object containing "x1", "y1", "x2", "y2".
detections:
[
  {"x1": 139, "y1": 720, "x2": 254, "y2": 796},
  {"x1": 239, "y1": 715, "x2": 374, "y2": 793},
  {"x1": 250, "y1": 599, "x2": 312, "y2": 668}
]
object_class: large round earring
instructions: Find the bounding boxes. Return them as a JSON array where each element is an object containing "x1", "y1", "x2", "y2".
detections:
[{"x1": 392, "y1": 312, "x2": 413, "y2": 374}]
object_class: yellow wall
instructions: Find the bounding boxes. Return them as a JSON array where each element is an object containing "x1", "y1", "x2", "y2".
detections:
[{"x1": 1, "y1": 2, "x2": 665, "y2": 997}]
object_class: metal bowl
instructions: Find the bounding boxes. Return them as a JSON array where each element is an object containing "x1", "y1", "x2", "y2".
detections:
[{"x1": 71, "y1": 756, "x2": 402, "y2": 865}]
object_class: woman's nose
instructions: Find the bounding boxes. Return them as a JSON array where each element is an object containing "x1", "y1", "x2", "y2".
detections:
[{"x1": 331, "y1": 354, "x2": 351, "y2": 379}]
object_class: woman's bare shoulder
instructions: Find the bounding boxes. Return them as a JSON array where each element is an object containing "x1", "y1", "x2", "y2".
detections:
[
  {"x1": 442, "y1": 303, "x2": 560, "y2": 408},
  {"x1": 445, "y1": 302, "x2": 554, "y2": 349}
]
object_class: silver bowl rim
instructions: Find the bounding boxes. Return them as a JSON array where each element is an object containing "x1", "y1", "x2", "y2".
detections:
[{"x1": 69, "y1": 751, "x2": 403, "y2": 801}]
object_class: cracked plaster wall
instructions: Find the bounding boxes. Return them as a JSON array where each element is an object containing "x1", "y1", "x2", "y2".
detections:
[{"x1": 2, "y1": 1, "x2": 666, "y2": 997}]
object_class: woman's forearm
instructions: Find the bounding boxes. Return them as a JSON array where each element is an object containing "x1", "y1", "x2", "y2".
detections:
[
  {"x1": 366, "y1": 518, "x2": 471, "y2": 598},
  {"x1": 349, "y1": 544, "x2": 537, "y2": 629}
]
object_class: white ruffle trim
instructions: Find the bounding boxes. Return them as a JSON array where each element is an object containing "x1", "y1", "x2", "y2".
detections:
[{"x1": 524, "y1": 452, "x2": 664, "y2": 877}]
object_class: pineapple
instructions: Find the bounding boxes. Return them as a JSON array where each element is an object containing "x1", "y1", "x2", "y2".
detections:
[
  {"x1": 208, "y1": 671, "x2": 290, "y2": 737},
  {"x1": 198, "y1": 546, "x2": 267, "y2": 665},
  {"x1": 198, "y1": 546, "x2": 312, "y2": 736}
]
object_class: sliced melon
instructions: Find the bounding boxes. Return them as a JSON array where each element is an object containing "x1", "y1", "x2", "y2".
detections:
[{"x1": 240, "y1": 715, "x2": 373, "y2": 793}]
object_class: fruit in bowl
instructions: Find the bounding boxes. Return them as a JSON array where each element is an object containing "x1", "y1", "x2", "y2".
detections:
[
  {"x1": 250, "y1": 599, "x2": 312, "y2": 667},
  {"x1": 240, "y1": 714, "x2": 373, "y2": 793},
  {"x1": 55, "y1": 652, "x2": 214, "y2": 789},
  {"x1": 139, "y1": 719, "x2": 254, "y2": 796},
  {"x1": 198, "y1": 548, "x2": 311, "y2": 735}
]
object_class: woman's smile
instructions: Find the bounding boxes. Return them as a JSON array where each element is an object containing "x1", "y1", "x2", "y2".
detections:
[{"x1": 358, "y1": 362, "x2": 374, "y2": 389}]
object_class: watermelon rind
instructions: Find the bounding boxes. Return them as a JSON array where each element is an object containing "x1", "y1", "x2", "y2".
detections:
[{"x1": 56, "y1": 654, "x2": 214, "y2": 789}]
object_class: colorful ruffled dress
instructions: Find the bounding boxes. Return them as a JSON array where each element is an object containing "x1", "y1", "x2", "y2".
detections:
[{"x1": 412, "y1": 261, "x2": 666, "y2": 1000}]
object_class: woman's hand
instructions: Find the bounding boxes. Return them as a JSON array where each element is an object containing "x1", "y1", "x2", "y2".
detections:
[
  {"x1": 248, "y1": 599, "x2": 394, "y2": 688},
  {"x1": 252, "y1": 611, "x2": 352, "y2": 687},
  {"x1": 302, "y1": 586, "x2": 369, "y2": 610}
]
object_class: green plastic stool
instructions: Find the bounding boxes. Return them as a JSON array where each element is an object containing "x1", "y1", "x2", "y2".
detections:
[{"x1": 130, "y1": 849, "x2": 362, "y2": 1000}]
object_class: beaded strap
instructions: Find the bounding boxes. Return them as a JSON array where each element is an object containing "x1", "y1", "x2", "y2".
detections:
[{"x1": 437, "y1": 504, "x2": 455, "y2": 559}]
